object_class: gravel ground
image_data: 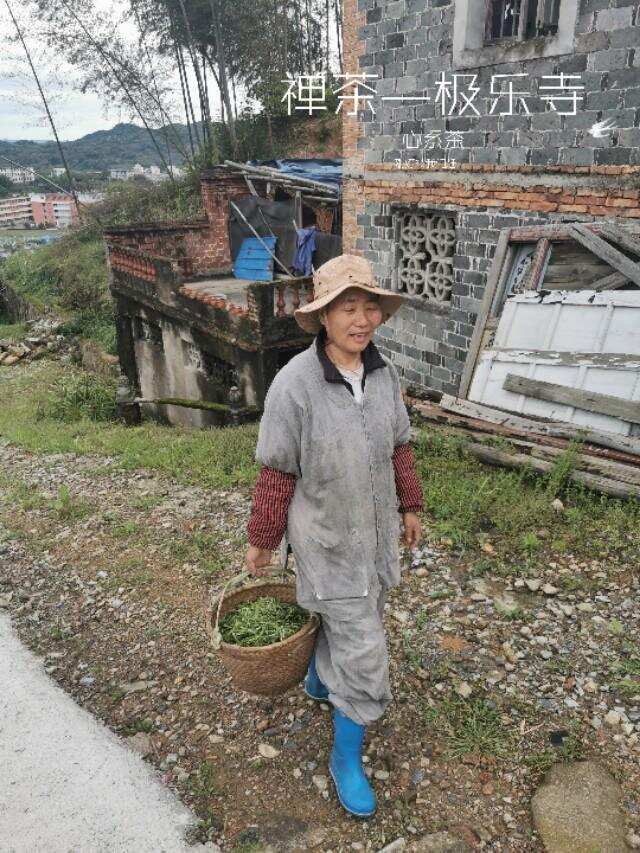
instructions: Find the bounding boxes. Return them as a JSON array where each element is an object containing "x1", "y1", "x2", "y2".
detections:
[{"x1": 0, "y1": 440, "x2": 639, "y2": 852}]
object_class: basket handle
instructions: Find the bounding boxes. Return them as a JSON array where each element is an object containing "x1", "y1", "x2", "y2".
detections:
[{"x1": 206, "y1": 561, "x2": 290, "y2": 650}]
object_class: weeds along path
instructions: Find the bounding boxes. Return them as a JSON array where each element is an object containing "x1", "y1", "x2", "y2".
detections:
[{"x1": 0, "y1": 361, "x2": 640, "y2": 851}]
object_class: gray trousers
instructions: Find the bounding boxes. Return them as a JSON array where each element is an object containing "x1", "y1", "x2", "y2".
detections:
[{"x1": 305, "y1": 577, "x2": 391, "y2": 726}]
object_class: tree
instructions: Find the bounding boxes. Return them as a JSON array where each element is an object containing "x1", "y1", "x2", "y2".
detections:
[
  {"x1": 26, "y1": 0, "x2": 341, "y2": 168},
  {"x1": 0, "y1": 175, "x2": 15, "y2": 198}
]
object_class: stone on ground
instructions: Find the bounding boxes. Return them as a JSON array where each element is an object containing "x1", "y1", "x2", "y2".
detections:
[
  {"x1": 531, "y1": 760, "x2": 629, "y2": 853},
  {"x1": 408, "y1": 831, "x2": 470, "y2": 851}
]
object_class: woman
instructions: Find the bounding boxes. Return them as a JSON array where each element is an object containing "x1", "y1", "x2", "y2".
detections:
[{"x1": 245, "y1": 254, "x2": 423, "y2": 818}]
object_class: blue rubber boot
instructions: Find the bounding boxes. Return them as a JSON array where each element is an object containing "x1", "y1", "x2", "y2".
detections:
[
  {"x1": 329, "y1": 707, "x2": 377, "y2": 817},
  {"x1": 304, "y1": 651, "x2": 329, "y2": 701}
]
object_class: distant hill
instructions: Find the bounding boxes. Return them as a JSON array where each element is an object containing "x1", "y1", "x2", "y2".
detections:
[
  {"x1": 0, "y1": 123, "x2": 192, "y2": 173},
  {"x1": 0, "y1": 115, "x2": 342, "y2": 175}
]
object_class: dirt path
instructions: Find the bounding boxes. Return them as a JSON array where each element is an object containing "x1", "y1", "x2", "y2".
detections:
[{"x1": 1, "y1": 441, "x2": 638, "y2": 852}]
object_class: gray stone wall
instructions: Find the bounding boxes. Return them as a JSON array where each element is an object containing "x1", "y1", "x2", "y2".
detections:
[
  {"x1": 356, "y1": 0, "x2": 640, "y2": 393},
  {"x1": 357, "y1": 0, "x2": 640, "y2": 167},
  {"x1": 369, "y1": 205, "x2": 549, "y2": 393}
]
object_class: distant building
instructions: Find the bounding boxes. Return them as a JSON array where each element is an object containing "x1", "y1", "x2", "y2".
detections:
[
  {"x1": 76, "y1": 192, "x2": 105, "y2": 205},
  {"x1": 30, "y1": 193, "x2": 79, "y2": 228},
  {"x1": 110, "y1": 167, "x2": 131, "y2": 181},
  {"x1": 50, "y1": 167, "x2": 67, "y2": 178},
  {"x1": 0, "y1": 196, "x2": 34, "y2": 227},
  {"x1": 109, "y1": 163, "x2": 172, "y2": 183},
  {"x1": 0, "y1": 166, "x2": 36, "y2": 185}
]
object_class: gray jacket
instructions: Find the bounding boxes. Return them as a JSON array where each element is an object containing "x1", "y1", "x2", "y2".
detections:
[{"x1": 255, "y1": 336, "x2": 410, "y2": 603}]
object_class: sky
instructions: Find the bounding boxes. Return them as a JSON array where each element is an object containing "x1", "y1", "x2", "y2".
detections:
[
  {"x1": 0, "y1": 0, "x2": 222, "y2": 142},
  {"x1": 0, "y1": 0, "x2": 340, "y2": 145}
]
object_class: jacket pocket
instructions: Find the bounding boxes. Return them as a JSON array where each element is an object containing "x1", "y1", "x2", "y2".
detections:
[
  {"x1": 306, "y1": 431, "x2": 348, "y2": 487},
  {"x1": 301, "y1": 532, "x2": 369, "y2": 601}
]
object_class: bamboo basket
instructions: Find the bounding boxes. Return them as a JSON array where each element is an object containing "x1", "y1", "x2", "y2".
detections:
[{"x1": 204, "y1": 569, "x2": 320, "y2": 697}]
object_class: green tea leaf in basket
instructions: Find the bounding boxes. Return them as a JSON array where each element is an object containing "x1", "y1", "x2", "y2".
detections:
[{"x1": 219, "y1": 596, "x2": 308, "y2": 647}]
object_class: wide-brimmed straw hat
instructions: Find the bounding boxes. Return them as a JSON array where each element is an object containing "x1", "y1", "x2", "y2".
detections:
[{"x1": 294, "y1": 254, "x2": 405, "y2": 334}]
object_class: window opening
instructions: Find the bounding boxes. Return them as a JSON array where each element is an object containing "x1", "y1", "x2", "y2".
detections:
[
  {"x1": 134, "y1": 317, "x2": 163, "y2": 347},
  {"x1": 202, "y1": 351, "x2": 238, "y2": 389},
  {"x1": 485, "y1": 0, "x2": 560, "y2": 43}
]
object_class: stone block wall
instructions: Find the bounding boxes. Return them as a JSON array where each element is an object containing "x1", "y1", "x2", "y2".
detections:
[
  {"x1": 368, "y1": 202, "x2": 548, "y2": 392},
  {"x1": 355, "y1": 0, "x2": 640, "y2": 168},
  {"x1": 343, "y1": 0, "x2": 640, "y2": 394}
]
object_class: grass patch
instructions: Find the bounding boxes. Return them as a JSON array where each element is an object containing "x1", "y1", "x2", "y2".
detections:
[
  {"x1": 49, "y1": 624, "x2": 72, "y2": 640},
  {"x1": 0, "y1": 317, "x2": 29, "y2": 340},
  {"x1": 38, "y1": 371, "x2": 118, "y2": 422},
  {"x1": 524, "y1": 724, "x2": 586, "y2": 776},
  {"x1": 0, "y1": 361, "x2": 259, "y2": 490},
  {"x1": 415, "y1": 608, "x2": 429, "y2": 630},
  {"x1": 50, "y1": 485, "x2": 94, "y2": 521},
  {"x1": 116, "y1": 556, "x2": 153, "y2": 587},
  {"x1": 128, "y1": 495, "x2": 164, "y2": 511},
  {"x1": 420, "y1": 694, "x2": 515, "y2": 759},
  {"x1": 612, "y1": 677, "x2": 640, "y2": 699},
  {"x1": 190, "y1": 760, "x2": 220, "y2": 799},
  {"x1": 121, "y1": 717, "x2": 154, "y2": 736},
  {"x1": 168, "y1": 533, "x2": 230, "y2": 579},
  {"x1": 59, "y1": 309, "x2": 117, "y2": 355},
  {"x1": 428, "y1": 587, "x2": 454, "y2": 600},
  {"x1": 110, "y1": 520, "x2": 141, "y2": 539},
  {"x1": 413, "y1": 428, "x2": 640, "y2": 562},
  {"x1": 6, "y1": 481, "x2": 48, "y2": 512}
]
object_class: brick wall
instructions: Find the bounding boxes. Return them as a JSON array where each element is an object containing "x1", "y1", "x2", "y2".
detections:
[
  {"x1": 344, "y1": 0, "x2": 640, "y2": 394},
  {"x1": 104, "y1": 171, "x2": 251, "y2": 279},
  {"x1": 200, "y1": 168, "x2": 250, "y2": 271}
]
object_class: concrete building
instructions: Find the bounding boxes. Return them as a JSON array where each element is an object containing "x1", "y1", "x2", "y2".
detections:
[
  {"x1": 110, "y1": 164, "x2": 170, "y2": 183},
  {"x1": 342, "y1": 0, "x2": 640, "y2": 397},
  {"x1": 30, "y1": 194, "x2": 79, "y2": 228},
  {"x1": 110, "y1": 167, "x2": 131, "y2": 181},
  {"x1": 0, "y1": 196, "x2": 34, "y2": 227},
  {"x1": 105, "y1": 166, "x2": 341, "y2": 427},
  {"x1": 0, "y1": 166, "x2": 36, "y2": 185}
]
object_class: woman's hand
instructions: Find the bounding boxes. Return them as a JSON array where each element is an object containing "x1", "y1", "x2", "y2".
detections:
[
  {"x1": 402, "y1": 512, "x2": 422, "y2": 549},
  {"x1": 245, "y1": 545, "x2": 275, "y2": 577}
]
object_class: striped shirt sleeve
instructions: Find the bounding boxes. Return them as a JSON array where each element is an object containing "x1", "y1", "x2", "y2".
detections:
[
  {"x1": 247, "y1": 466, "x2": 296, "y2": 550},
  {"x1": 393, "y1": 443, "x2": 424, "y2": 513}
]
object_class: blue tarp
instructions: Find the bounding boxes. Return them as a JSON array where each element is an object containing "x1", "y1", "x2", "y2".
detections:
[{"x1": 250, "y1": 158, "x2": 342, "y2": 194}]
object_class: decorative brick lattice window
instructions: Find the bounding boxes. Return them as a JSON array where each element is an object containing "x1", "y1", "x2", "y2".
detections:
[{"x1": 396, "y1": 212, "x2": 456, "y2": 305}]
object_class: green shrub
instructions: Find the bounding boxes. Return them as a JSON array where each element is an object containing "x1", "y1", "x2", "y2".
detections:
[
  {"x1": 1, "y1": 177, "x2": 202, "y2": 354},
  {"x1": 59, "y1": 308, "x2": 117, "y2": 355},
  {"x1": 40, "y1": 372, "x2": 118, "y2": 422}
]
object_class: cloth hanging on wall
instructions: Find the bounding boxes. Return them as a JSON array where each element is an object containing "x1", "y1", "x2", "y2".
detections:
[{"x1": 293, "y1": 227, "x2": 317, "y2": 276}]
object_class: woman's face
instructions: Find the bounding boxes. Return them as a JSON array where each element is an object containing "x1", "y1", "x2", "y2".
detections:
[{"x1": 321, "y1": 287, "x2": 383, "y2": 354}]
